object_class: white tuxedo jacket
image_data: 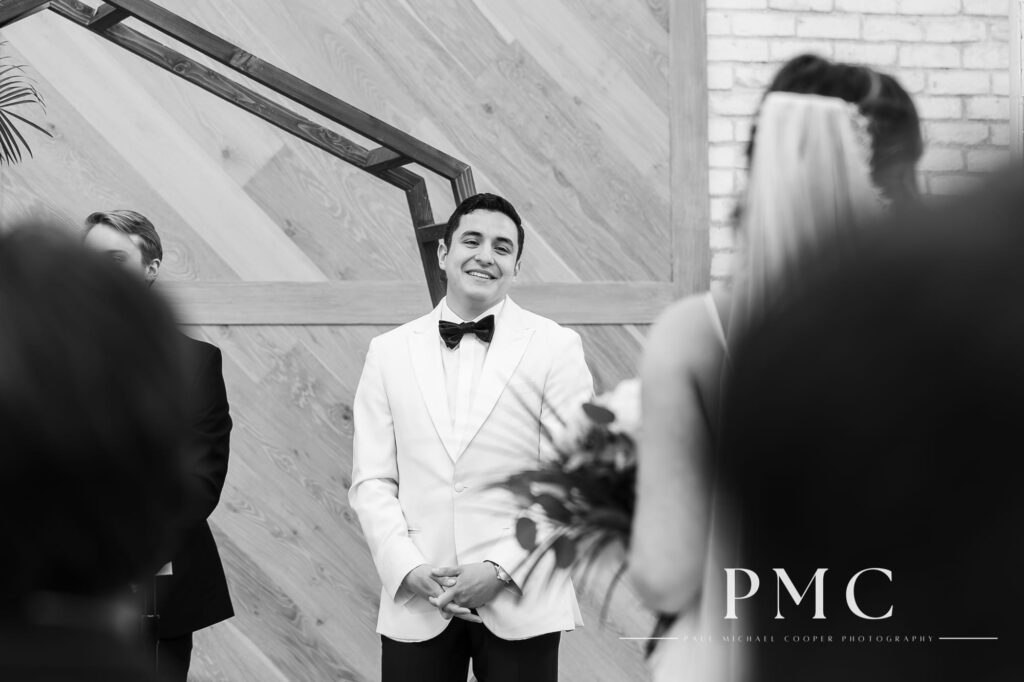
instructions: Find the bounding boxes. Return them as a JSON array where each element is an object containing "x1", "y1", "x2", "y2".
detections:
[{"x1": 349, "y1": 297, "x2": 594, "y2": 641}]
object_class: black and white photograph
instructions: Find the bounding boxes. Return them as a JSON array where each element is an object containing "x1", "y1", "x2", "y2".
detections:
[{"x1": 0, "y1": 1, "x2": 1020, "y2": 680}]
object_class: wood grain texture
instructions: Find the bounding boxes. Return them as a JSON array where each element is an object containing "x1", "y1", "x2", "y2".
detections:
[
  {"x1": 3, "y1": 12, "x2": 328, "y2": 281},
  {"x1": 670, "y1": 0, "x2": 710, "y2": 297},
  {"x1": 0, "y1": 41, "x2": 239, "y2": 281},
  {"x1": 162, "y1": 282, "x2": 674, "y2": 325},
  {"x1": 1013, "y1": 1, "x2": 1022, "y2": 157},
  {"x1": 104, "y1": 0, "x2": 471, "y2": 179},
  {"x1": 0, "y1": 0, "x2": 48, "y2": 28},
  {"x1": 0, "y1": 1, "x2": 705, "y2": 678}
]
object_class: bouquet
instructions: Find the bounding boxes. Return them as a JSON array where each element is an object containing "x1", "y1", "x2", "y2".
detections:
[{"x1": 495, "y1": 378, "x2": 640, "y2": 621}]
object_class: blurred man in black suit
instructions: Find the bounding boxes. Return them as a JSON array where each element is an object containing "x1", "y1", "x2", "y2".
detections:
[{"x1": 85, "y1": 210, "x2": 234, "y2": 681}]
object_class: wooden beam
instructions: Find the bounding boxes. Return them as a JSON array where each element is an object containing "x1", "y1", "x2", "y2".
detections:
[
  {"x1": 161, "y1": 282, "x2": 672, "y2": 325},
  {"x1": 46, "y1": 0, "x2": 422, "y2": 192},
  {"x1": 406, "y1": 180, "x2": 445, "y2": 305},
  {"x1": 451, "y1": 167, "x2": 477, "y2": 203},
  {"x1": 669, "y1": 0, "x2": 710, "y2": 297},
  {"x1": 101, "y1": 0, "x2": 470, "y2": 180},
  {"x1": 415, "y1": 222, "x2": 446, "y2": 243},
  {"x1": 88, "y1": 3, "x2": 129, "y2": 31},
  {"x1": 161, "y1": 282, "x2": 430, "y2": 325},
  {"x1": 515, "y1": 283, "x2": 672, "y2": 324},
  {"x1": 363, "y1": 147, "x2": 410, "y2": 174},
  {"x1": 0, "y1": 0, "x2": 49, "y2": 28}
]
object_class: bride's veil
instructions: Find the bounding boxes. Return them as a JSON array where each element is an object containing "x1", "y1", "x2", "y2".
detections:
[{"x1": 730, "y1": 91, "x2": 884, "y2": 336}]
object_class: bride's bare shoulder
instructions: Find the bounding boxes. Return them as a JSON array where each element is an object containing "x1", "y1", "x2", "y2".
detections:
[
  {"x1": 651, "y1": 292, "x2": 731, "y2": 339},
  {"x1": 644, "y1": 292, "x2": 731, "y2": 372}
]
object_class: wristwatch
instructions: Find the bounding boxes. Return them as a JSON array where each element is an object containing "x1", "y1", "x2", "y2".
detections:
[{"x1": 484, "y1": 560, "x2": 513, "y2": 585}]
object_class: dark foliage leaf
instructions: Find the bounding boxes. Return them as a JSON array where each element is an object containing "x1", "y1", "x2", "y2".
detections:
[
  {"x1": 515, "y1": 516, "x2": 537, "y2": 551},
  {"x1": 552, "y1": 534, "x2": 576, "y2": 568},
  {"x1": 534, "y1": 493, "x2": 572, "y2": 524},
  {"x1": 599, "y1": 561, "x2": 629, "y2": 625},
  {"x1": 582, "y1": 402, "x2": 615, "y2": 425}
]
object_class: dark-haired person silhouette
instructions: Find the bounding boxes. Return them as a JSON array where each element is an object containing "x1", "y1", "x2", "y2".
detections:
[
  {"x1": 721, "y1": 165, "x2": 1024, "y2": 682},
  {"x1": 0, "y1": 225, "x2": 186, "y2": 682}
]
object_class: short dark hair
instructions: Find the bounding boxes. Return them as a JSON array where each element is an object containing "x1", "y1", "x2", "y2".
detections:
[
  {"x1": 0, "y1": 224, "x2": 186, "y2": 607},
  {"x1": 85, "y1": 209, "x2": 163, "y2": 264},
  {"x1": 748, "y1": 54, "x2": 923, "y2": 205},
  {"x1": 443, "y1": 193, "x2": 525, "y2": 260}
]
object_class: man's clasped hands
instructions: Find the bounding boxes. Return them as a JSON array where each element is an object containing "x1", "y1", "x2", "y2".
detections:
[{"x1": 402, "y1": 563, "x2": 509, "y2": 623}]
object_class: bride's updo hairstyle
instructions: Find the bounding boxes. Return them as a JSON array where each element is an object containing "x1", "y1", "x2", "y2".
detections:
[
  {"x1": 748, "y1": 54, "x2": 923, "y2": 206},
  {"x1": 730, "y1": 55, "x2": 924, "y2": 335}
]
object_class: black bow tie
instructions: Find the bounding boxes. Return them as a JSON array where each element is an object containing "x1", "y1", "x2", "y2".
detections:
[{"x1": 439, "y1": 315, "x2": 495, "y2": 349}]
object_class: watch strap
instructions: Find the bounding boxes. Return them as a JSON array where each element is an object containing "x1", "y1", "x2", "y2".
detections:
[{"x1": 484, "y1": 560, "x2": 512, "y2": 584}]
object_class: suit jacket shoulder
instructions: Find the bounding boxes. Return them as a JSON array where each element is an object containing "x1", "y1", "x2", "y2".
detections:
[
  {"x1": 180, "y1": 334, "x2": 221, "y2": 373},
  {"x1": 511, "y1": 300, "x2": 583, "y2": 350},
  {"x1": 367, "y1": 308, "x2": 436, "y2": 352}
]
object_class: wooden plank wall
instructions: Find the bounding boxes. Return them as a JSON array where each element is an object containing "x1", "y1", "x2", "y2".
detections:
[
  {"x1": 1013, "y1": 0, "x2": 1023, "y2": 157},
  {"x1": 0, "y1": 1, "x2": 703, "y2": 679}
]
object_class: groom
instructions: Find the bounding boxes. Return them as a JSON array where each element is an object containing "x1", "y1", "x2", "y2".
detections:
[{"x1": 349, "y1": 193, "x2": 593, "y2": 682}]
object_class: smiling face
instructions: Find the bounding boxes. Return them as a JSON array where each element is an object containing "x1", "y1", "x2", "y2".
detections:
[{"x1": 438, "y1": 209, "x2": 520, "y2": 320}]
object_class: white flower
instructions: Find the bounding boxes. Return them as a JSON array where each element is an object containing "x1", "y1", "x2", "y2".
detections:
[
  {"x1": 552, "y1": 402, "x2": 591, "y2": 452},
  {"x1": 597, "y1": 378, "x2": 641, "y2": 438}
]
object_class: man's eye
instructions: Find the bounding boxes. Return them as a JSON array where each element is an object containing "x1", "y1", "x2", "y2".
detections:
[{"x1": 111, "y1": 254, "x2": 125, "y2": 262}]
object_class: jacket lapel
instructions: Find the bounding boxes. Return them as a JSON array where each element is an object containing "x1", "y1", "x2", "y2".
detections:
[
  {"x1": 454, "y1": 298, "x2": 534, "y2": 459},
  {"x1": 409, "y1": 306, "x2": 458, "y2": 459}
]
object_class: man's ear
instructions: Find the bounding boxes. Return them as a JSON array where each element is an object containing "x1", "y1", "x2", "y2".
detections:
[
  {"x1": 144, "y1": 258, "x2": 161, "y2": 285},
  {"x1": 513, "y1": 259, "x2": 521, "y2": 278},
  {"x1": 437, "y1": 241, "x2": 448, "y2": 269}
]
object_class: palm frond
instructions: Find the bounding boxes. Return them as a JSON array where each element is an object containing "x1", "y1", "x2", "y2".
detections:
[
  {"x1": 0, "y1": 111, "x2": 23, "y2": 163},
  {"x1": 0, "y1": 110, "x2": 32, "y2": 160},
  {"x1": 0, "y1": 43, "x2": 51, "y2": 165},
  {"x1": 5, "y1": 108, "x2": 52, "y2": 136}
]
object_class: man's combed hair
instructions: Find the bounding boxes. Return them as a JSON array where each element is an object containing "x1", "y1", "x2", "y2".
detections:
[
  {"x1": 85, "y1": 209, "x2": 164, "y2": 264},
  {"x1": 444, "y1": 193, "x2": 525, "y2": 260}
]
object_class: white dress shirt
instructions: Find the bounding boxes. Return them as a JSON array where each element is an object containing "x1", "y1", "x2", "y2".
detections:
[{"x1": 439, "y1": 297, "x2": 505, "y2": 452}]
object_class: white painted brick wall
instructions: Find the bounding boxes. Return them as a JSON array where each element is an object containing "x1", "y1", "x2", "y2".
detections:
[
  {"x1": 915, "y1": 96, "x2": 964, "y2": 118},
  {"x1": 900, "y1": 0, "x2": 961, "y2": 15},
  {"x1": 796, "y1": 15, "x2": 861, "y2": 38},
  {"x1": 963, "y1": 0, "x2": 1011, "y2": 16},
  {"x1": 835, "y1": 0, "x2": 898, "y2": 13},
  {"x1": 769, "y1": 0, "x2": 833, "y2": 11},
  {"x1": 966, "y1": 95, "x2": 1010, "y2": 118},
  {"x1": 708, "y1": 0, "x2": 770, "y2": 9},
  {"x1": 706, "y1": 2, "x2": 1013, "y2": 281}
]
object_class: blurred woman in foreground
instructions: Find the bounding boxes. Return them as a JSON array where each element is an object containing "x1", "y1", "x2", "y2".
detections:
[{"x1": 629, "y1": 54, "x2": 923, "y2": 682}]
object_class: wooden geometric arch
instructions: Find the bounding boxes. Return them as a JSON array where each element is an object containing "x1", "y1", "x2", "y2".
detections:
[{"x1": 0, "y1": 0, "x2": 475, "y2": 305}]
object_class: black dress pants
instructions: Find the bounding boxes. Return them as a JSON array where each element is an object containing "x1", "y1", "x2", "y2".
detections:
[{"x1": 382, "y1": 619, "x2": 560, "y2": 682}]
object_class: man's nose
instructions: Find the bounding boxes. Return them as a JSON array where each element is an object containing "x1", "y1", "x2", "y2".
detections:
[{"x1": 475, "y1": 249, "x2": 494, "y2": 265}]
